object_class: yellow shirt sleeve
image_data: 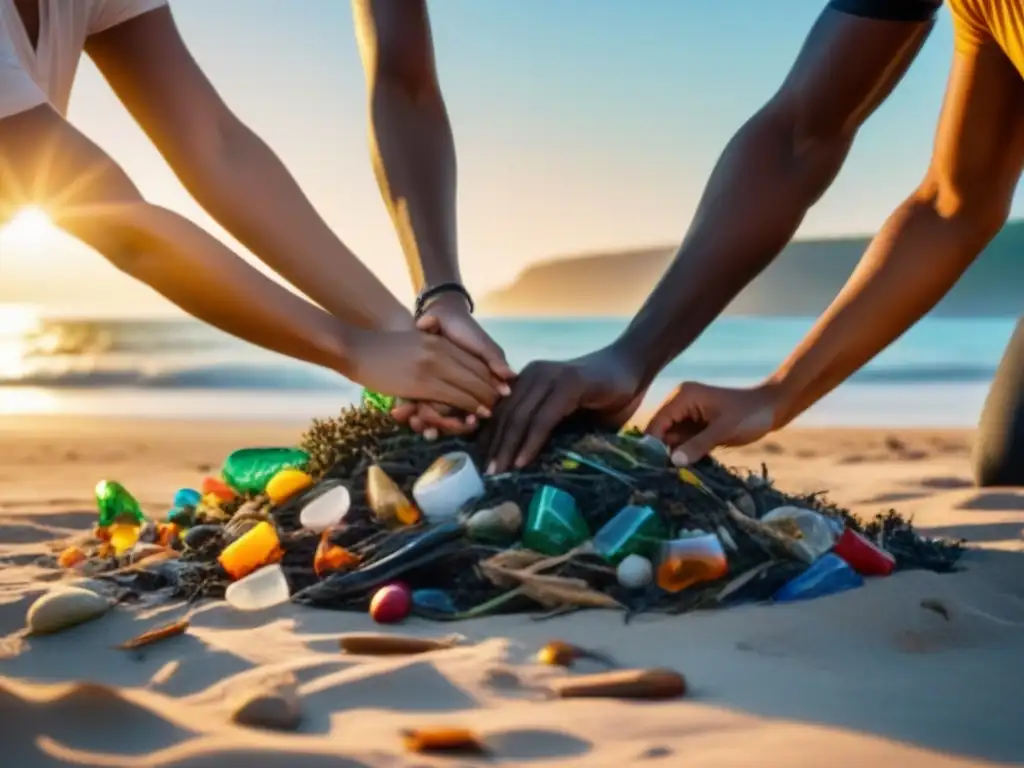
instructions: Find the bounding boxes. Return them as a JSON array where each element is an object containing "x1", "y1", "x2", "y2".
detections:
[{"x1": 948, "y1": 0, "x2": 989, "y2": 55}]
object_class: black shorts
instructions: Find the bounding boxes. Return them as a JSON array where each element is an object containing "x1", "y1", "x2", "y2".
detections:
[{"x1": 827, "y1": 0, "x2": 942, "y2": 22}]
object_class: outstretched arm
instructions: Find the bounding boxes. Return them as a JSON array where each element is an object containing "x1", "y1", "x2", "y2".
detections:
[
  {"x1": 351, "y1": 0, "x2": 458, "y2": 294},
  {"x1": 768, "y1": 42, "x2": 1024, "y2": 428},
  {"x1": 612, "y1": 2, "x2": 938, "y2": 386},
  {"x1": 0, "y1": 105, "x2": 502, "y2": 413},
  {"x1": 352, "y1": 0, "x2": 511, "y2": 385},
  {"x1": 647, "y1": 35, "x2": 1024, "y2": 464},
  {"x1": 0, "y1": 104, "x2": 353, "y2": 374},
  {"x1": 84, "y1": 5, "x2": 412, "y2": 332},
  {"x1": 483, "y1": 2, "x2": 937, "y2": 471}
]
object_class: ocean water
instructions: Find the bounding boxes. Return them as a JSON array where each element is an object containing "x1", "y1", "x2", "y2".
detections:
[{"x1": 0, "y1": 314, "x2": 1015, "y2": 427}]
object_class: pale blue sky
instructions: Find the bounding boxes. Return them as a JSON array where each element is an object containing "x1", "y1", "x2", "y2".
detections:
[{"x1": 2, "y1": 0, "x2": 1017, "y2": 314}]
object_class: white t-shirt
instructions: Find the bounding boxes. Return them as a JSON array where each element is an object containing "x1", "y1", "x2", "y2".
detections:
[{"x1": 0, "y1": 0, "x2": 167, "y2": 120}]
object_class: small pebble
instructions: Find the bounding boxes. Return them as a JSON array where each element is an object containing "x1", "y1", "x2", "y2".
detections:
[
  {"x1": 27, "y1": 587, "x2": 111, "y2": 635},
  {"x1": 230, "y1": 684, "x2": 302, "y2": 731},
  {"x1": 616, "y1": 554, "x2": 653, "y2": 589}
]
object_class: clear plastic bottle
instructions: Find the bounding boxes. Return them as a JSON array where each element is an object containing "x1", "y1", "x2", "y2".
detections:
[{"x1": 760, "y1": 506, "x2": 836, "y2": 561}]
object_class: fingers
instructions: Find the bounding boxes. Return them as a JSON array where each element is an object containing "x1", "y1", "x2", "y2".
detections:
[
  {"x1": 512, "y1": 389, "x2": 573, "y2": 470},
  {"x1": 415, "y1": 403, "x2": 476, "y2": 438},
  {"x1": 416, "y1": 314, "x2": 441, "y2": 334},
  {"x1": 672, "y1": 419, "x2": 734, "y2": 467},
  {"x1": 486, "y1": 377, "x2": 555, "y2": 474},
  {"x1": 390, "y1": 401, "x2": 418, "y2": 423},
  {"x1": 645, "y1": 385, "x2": 701, "y2": 443},
  {"x1": 417, "y1": 313, "x2": 515, "y2": 390},
  {"x1": 427, "y1": 336, "x2": 501, "y2": 416}
]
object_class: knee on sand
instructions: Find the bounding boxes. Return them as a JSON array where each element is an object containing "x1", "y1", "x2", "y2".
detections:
[{"x1": 973, "y1": 316, "x2": 1024, "y2": 488}]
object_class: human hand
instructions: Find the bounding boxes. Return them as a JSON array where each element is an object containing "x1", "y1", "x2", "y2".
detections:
[
  {"x1": 415, "y1": 292, "x2": 515, "y2": 381},
  {"x1": 645, "y1": 381, "x2": 785, "y2": 466},
  {"x1": 388, "y1": 292, "x2": 514, "y2": 439},
  {"x1": 348, "y1": 328, "x2": 502, "y2": 417},
  {"x1": 481, "y1": 346, "x2": 645, "y2": 473}
]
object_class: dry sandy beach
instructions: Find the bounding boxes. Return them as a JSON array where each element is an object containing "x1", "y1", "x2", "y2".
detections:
[{"x1": 1, "y1": 416, "x2": 1022, "y2": 767}]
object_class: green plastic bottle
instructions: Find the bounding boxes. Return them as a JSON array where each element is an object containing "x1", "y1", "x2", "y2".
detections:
[
  {"x1": 95, "y1": 480, "x2": 145, "y2": 527},
  {"x1": 361, "y1": 388, "x2": 396, "y2": 414},
  {"x1": 221, "y1": 447, "x2": 310, "y2": 495},
  {"x1": 522, "y1": 485, "x2": 590, "y2": 556},
  {"x1": 592, "y1": 504, "x2": 669, "y2": 564}
]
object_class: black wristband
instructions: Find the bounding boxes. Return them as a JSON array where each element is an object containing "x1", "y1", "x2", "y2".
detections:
[{"x1": 414, "y1": 282, "x2": 474, "y2": 319}]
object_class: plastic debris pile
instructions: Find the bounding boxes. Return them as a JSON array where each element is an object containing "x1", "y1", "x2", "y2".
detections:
[{"x1": 58, "y1": 391, "x2": 966, "y2": 623}]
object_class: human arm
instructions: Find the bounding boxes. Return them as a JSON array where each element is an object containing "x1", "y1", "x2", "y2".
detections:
[
  {"x1": 84, "y1": 4, "x2": 411, "y2": 333},
  {"x1": 0, "y1": 105, "x2": 500, "y2": 412},
  {"x1": 647, "y1": 39, "x2": 1024, "y2": 462},
  {"x1": 351, "y1": 0, "x2": 512, "y2": 380},
  {"x1": 765, "y1": 42, "x2": 1024, "y2": 430},
  {"x1": 482, "y1": 2, "x2": 937, "y2": 472},
  {"x1": 612, "y1": 2, "x2": 939, "y2": 388}
]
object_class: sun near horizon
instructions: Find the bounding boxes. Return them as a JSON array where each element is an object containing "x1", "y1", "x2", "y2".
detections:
[{"x1": 0, "y1": 205, "x2": 56, "y2": 251}]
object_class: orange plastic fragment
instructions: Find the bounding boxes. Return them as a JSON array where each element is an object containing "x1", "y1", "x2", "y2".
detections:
[
  {"x1": 314, "y1": 532, "x2": 361, "y2": 577},
  {"x1": 57, "y1": 545, "x2": 87, "y2": 569},
  {"x1": 156, "y1": 522, "x2": 180, "y2": 547},
  {"x1": 402, "y1": 727, "x2": 486, "y2": 754},
  {"x1": 201, "y1": 476, "x2": 236, "y2": 502}
]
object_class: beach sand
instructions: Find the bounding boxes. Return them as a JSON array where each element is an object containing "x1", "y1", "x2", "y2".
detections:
[{"x1": 1, "y1": 416, "x2": 1022, "y2": 766}]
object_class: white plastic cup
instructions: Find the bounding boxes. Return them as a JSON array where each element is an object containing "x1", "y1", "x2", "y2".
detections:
[
  {"x1": 225, "y1": 564, "x2": 290, "y2": 611},
  {"x1": 412, "y1": 451, "x2": 485, "y2": 521}
]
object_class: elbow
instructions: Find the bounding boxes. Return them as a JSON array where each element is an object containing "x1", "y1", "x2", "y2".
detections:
[
  {"x1": 64, "y1": 200, "x2": 163, "y2": 274},
  {"x1": 370, "y1": 45, "x2": 443, "y2": 108},
  {"x1": 754, "y1": 97, "x2": 854, "y2": 199},
  {"x1": 913, "y1": 172, "x2": 1012, "y2": 246}
]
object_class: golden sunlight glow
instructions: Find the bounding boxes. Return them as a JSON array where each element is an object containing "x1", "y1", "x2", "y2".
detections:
[{"x1": 0, "y1": 205, "x2": 55, "y2": 250}]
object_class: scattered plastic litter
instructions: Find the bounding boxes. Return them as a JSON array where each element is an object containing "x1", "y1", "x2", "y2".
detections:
[{"x1": 50, "y1": 393, "x2": 964, "y2": 625}]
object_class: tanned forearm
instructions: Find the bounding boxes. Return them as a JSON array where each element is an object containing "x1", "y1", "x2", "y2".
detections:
[
  {"x1": 610, "y1": 106, "x2": 852, "y2": 384},
  {"x1": 607, "y1": 8, "x2": 934, "y2": 388},
  {"x1": 367, "y1": 72, "x2": 460, "y2": 291},
  {"x1": 65, "y1": 201, "x2": 357, "y2": 374},
  {"x1": 354, "y1": 0, "x2": 461, "y2": 293},
  {"x1": 173, "y1": 121, "x2": 413, "y2": 332},
  {"x1": 767, "y1": 194, "x2": 1008, "y2": 427}
]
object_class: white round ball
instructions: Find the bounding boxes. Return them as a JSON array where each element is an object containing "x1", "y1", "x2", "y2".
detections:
[{"x1": 616, "y1": 554, "x2": 653, "y2": 589}]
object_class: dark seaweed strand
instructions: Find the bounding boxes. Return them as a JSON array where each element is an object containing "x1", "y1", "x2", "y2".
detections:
[{"x1": 95, "y1": 406, "x2": 966, "y2": 611}]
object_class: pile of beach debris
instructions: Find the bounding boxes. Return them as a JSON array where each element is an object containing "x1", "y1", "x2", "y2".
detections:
[{"x1": 53, "y1": 399, "x2": 965, "y2": 623}]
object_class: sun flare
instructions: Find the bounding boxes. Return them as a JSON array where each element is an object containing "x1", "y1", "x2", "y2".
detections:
[{"x1": 0, "y1": 205, "x2": 55, "y2": 249}]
